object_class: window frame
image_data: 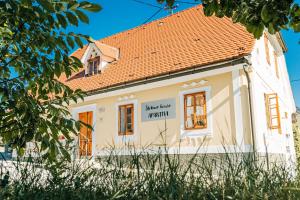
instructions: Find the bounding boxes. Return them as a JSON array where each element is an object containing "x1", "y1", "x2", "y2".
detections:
[
  {"x1": 183, "y1": 91, "x2": 207, "y2": 130},
  {"x1": 118, "y1": 104, "x2": 134, "y2": 136},
  {"x1": 179, "y1": 86, "x2": 212, "y2": 138},
  {"x1": 264, "y1": 93, "x2": 281, "y2": 133},
  {"x1": 115, "y1": 99, "x2": 138, "y2": 143},
  {"x1": 87, "y1": 56, "x2": 100, "y2": 76}
]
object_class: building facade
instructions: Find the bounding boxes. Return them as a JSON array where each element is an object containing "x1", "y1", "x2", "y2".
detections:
[{"x1": 60, "y1": 5, "x2": 296, "y2": 164}]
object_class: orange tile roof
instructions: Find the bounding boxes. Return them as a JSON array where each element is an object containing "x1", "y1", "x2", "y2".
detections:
[{"x1": 60, "y1": 5, "x2": 255, "y2": 93}]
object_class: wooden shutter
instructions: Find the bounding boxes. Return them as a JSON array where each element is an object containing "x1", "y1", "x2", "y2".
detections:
[
  {"x1": 79, "y1": 111, "x2": 93, "y2": 156},
  {"x1": 264, "y1": 34, "x2": 270, "y2": 65},
  {"x1": 273, "y1": 51, "x2": 279, "y2": 79}
]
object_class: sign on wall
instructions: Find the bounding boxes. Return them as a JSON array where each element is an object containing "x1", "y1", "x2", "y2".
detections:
[{"x1": 141, "y1": 98, "x2": 176, "y2": 122}]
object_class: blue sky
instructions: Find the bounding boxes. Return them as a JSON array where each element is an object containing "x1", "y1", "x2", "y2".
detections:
[{"x1": 70, "y1": 0, "x2": 300, "y2": 107}]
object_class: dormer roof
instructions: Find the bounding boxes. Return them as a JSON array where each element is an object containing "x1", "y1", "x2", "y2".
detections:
[{"x1": 94, "y1": 41, "x2": 119, "y2": 61}]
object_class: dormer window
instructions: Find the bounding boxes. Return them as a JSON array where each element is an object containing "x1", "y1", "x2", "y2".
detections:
[
  {"x1": 87, "y1": 56, "x2": 100, "y2": 76},
  {"x1": 82, "y1": 42, "x2": 119, "y2": 77}
]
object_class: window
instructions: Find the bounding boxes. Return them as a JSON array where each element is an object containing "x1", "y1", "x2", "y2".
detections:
[
  {"x1": 265, "y1": 93, "x2": 281, "y2": 132},
  {"x1": 180, "y1": 87, "x2": 212, "y2": 138},
  {"x1": 118, "y1": 104, "x2": 134, "y2": 135},
  {"x1": 264, "y1": 34, "x2": 270, "y2": 65},
  {"x1": 273, "y1": 51, "x2": 279, "y2": 79},
  {"x1": 184, "y1": 92, "x2": 207, "y2": 130},
  {"x1": 87, "y1": 56, "x2": 100, "y2": 76}
]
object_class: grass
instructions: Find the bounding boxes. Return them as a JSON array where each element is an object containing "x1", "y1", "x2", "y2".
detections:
[{"x1": 0, "y1": 145, "x2": 300, "y2": 200}]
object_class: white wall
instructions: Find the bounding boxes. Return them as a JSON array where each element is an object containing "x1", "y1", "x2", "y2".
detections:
[{"x1": 250, "y1": 33, "x2": 296, "y2": 165}]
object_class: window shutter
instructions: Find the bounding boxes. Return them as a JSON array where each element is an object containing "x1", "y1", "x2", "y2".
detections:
[
  {"x1": 78, "y1": 111, "x2": 93, "y2": 156},
  {"x1": 273, "y1": 51, "x2": 279, "y2": 79},
  {"x1": 264, "y1": 34, "x2": 270, "y2": 65}
]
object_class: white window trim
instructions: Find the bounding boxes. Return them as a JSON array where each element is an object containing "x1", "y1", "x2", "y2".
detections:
[
  {"x1": 179, "y1": 86, "x2": 213, "y2": 138},
  {"x1": 115, "y1": 99, "x2": 138, "y2": 143},
  {"x1": 71, "y1": 104, "x2": 97, "y2": 157}
]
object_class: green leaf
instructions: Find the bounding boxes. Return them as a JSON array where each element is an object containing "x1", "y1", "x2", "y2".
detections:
[
  {"x1": 17, "y1": 147, "x2": 25, "y2": 156},
  {"x1": 68, "y1": 2, "x2": 80, "y2": 10},
  {"x1": 67, "y1": 36, "x2": 75, "y2": 49},
  {"x1": 54, "y1": 50, "x2": 61, "y2": 62},
  {"x1": 261, "y1": 5, "x2": 272, "y2": 23},
  {"x1": 37, "y1": 0, "x2": 55, "y2": 12},
  {"x1": 268, "y1": 23, "x2": 276, "y2": 34},
  {"x1": 293, "y1": 22, "x2": 300, "y2": 32},
  {"x1": 80, "y1": 2, "x2": 102, "y2": 12},
  {"x1": 66, "y1": 11, "x2": 78, "y2": 26},
  {"x1": 54, "y1": 63, "x2": 61, "y2": 78},
  {"x1": 74, "y1": 36, "x2": 83, "y2": 48},
  {"x1": 56, "y1": 13, "x2": 67, "y2": 28},
  {"x1": 75, "y1": 10, "x2": 89, "y2": 24},
  {"x1": 253, "y1": 23, "x2": 264, "y2": 39}
]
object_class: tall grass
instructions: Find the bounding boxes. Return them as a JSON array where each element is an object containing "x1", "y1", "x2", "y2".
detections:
[{"x1": 0, "y1": 146, "x2": 300, "y2": 200}]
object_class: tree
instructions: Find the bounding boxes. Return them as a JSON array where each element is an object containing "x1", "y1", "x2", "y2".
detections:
[
  {"x1": 0, "y1": 0, "x2": 101, "y2": 161},
  {"x1": 158, "y1": 0, "x2": 300, "y2": 38}
]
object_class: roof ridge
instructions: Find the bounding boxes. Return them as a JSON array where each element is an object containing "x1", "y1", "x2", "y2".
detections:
[{"x1": 94, "y1": 40, "x2": 119, "y2": 51}]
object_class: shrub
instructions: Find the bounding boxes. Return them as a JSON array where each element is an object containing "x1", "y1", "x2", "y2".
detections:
[{"x1": 0, "y1": 147, "x2": 299, "y2": 199}]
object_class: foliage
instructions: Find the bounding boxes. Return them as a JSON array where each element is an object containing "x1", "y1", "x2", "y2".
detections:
[
  {"x1": 0, "y1": 0, "x2": 101, "y2": 161},
  {"x1": 158, "y1": 0, "x2": 300, "y2": 38},
  {"x1": 0, "y1": 149, "x2": 299, "y2": 199},
  {"x1": 293, "y1": 125, "x2": 300, "y2": 163}
]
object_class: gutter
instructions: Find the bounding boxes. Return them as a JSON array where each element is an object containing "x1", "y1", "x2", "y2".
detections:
[
  {"x1": 87, "y1": 56, "x2": 249, "y2": 96},
  {"x1": 242, "y1": 59, "x2": 256, "y2": 157}
]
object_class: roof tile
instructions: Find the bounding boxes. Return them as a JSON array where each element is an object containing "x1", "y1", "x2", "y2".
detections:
[{"x1": 60, "y1": 5, "x2": 255, "y2": 92}]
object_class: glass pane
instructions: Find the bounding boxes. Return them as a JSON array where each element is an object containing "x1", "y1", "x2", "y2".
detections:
[
  {"x1": 93, "y1": 60, "x2": 99, "y2": 74},
  {"x1": 196, "y1": 106, "x2": 204, "y2": 116},
  {"x1": 126, "y1": 107, "x2": 133, "y2": 132},
  {"x1": 186, "y1": 95, "x2": 194, "y2": 107},
  {"x1": 186, "y1": 107, "x2": 194, "y2": 117},
  {"x1": 88, "y1": 62, "x2": 93, "y2": 75},
  {"x1": 271, "y1": 118, "x2": 278, "y2": 126},
  {"x1": 127, "y1": 123, "x2": 132, "y2": 132},
  {"x1": 186, "y1": 117, "x2": 194, "y2": 128},
  {"x1": 270, "y1": 108, "x2": 277, "y2": 116},
  {"x1": 196, "y1": 116, "x2": 206, "y2": 127},
  {"x1": 119, "y1": 107, "x2": 126, "y2": 134},
  {"x1": 269, "y1": 97, "x2": 276, "y2": 105},
  {"x1": 127, "y1": 107, "x2": 132, "y2": 115},
  {"x1": 196, "y1": 93, "x2": 205, "y2": 106}
]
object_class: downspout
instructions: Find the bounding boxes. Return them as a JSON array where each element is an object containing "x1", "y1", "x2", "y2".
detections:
[{"x1": 243, "y1": 63, "x2": 256, "y2": 160}]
